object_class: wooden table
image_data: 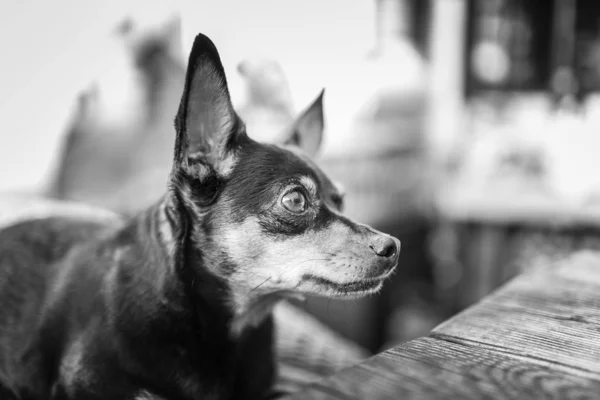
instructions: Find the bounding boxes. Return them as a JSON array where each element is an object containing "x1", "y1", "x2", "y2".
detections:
[{"x1": 290, "y1": 251, "x2": 600, "y2": 399}]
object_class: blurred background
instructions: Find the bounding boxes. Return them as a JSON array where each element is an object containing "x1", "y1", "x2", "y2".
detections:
[{"x1": 3, "y1": 0, "x2": 600, "y2": 355}]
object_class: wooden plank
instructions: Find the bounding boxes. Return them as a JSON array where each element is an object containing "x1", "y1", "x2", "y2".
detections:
[
  {"x1": 290, "y1": 337, "x2": 600, "y2": 399},
  {"x1": 546, "y1": 251, "x2": 600, "y2": 284},
  {"x1": 433, "y1": 251, "x2": 600, "y2": 376}
]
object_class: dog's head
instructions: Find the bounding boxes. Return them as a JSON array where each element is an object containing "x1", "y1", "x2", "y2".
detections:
[{"x1": 169, "y1": 34, "x2": 400, "y2": 313}]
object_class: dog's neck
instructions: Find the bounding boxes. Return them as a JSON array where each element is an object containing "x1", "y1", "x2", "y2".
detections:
[
  {"x1": 116, "y1": 194, "x2": 277, "y2": 339},
  {"x1": 103, "y1": 196, "x2": 276, "y2": 398}
]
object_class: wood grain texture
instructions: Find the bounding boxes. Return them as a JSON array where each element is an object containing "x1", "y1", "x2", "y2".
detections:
[
  {"x1": 433, "y1": 251, "x2": 600, "y2": 376},
  {"x1": 291, "y1": 251, "x2": 600, "y2": 399},
  {"x1": 291, "y1": 337, "x2": 600, "y2": 399}
]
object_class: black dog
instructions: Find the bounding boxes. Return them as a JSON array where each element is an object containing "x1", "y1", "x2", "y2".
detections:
[{"x1": 0, "y1": 33, "x2": 400, "y2": 399}]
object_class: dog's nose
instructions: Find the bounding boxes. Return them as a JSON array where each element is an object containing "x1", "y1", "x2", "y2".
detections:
[{"x1": 369, "y1": 236, "x2": 400, "y2": 261}]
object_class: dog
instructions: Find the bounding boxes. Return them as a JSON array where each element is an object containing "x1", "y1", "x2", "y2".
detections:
[{"x1": 0, "y1": 33, "x2": 400, "y2": 399}]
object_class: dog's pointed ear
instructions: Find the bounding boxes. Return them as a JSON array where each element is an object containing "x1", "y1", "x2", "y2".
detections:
[
  {"x1": 282, "y1": 89, "x2": 325, "y2": 158},
  {"x1": 173, "y1": 33, "x2": 243, "y2": 177}
]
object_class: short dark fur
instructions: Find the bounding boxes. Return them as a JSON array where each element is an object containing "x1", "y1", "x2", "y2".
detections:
[{"x1": 0, "y1": 33, "x2": 400, "y2": 400}]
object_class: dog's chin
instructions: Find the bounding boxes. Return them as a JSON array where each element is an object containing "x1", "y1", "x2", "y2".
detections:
[{"x1": 299, "y1": 274, "x2": 388, "y2": 299}]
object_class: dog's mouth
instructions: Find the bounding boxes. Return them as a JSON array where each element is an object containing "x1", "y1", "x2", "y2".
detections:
[{"x1": 301, "y1": 274, "x2": 386, "y2": 297}]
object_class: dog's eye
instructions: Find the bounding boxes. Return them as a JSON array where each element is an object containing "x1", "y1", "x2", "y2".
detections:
[{"x1": 282, "y1": 190, "x2": 307, "y2": 213}]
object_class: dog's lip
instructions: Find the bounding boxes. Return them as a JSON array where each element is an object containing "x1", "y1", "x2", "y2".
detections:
[{"x1": 301, "y1": 274, "x2": 386, "y2": 295}]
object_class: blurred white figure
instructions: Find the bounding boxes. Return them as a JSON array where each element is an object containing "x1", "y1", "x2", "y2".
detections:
[
  {"x1": 49, "y1": 13, "x2": 186, "y2": 215},
  {"x1": 236, "y1": 58, "x2": 296, "y2": 144},
  {"x1": 0, "y1": 0, "x2": 183, "y2": 194}
]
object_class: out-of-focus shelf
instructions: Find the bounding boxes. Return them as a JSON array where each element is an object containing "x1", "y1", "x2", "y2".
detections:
[{"x1": 438, "y1": 180, "x2": 600, "y2": 228}]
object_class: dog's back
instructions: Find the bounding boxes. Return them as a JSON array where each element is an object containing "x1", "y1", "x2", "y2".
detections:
[{"x1": 0, "y1": 215, "x2": 119, "y2": 397}]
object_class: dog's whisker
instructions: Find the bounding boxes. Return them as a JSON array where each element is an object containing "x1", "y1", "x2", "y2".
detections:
[
  {"x1": 249, "y1": 277, "x2": 272, "y2": 295},
  {"x1": 294, "y1": 258, "x2": 331, "y2": 267}
]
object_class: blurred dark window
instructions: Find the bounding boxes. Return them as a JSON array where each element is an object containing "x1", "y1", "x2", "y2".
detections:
[
  {"x1": 464, "y1": 0, "x2": 600, "y2": 101},
  {"x1": 465, "y1": 0, "x2": 552, "y2": 95},
  {"x1": 575, "y1": 0, "x2": 600, "y2": 97},
  {"x1": 412, "y1": 0, "x2": 432, "y2": 57}
]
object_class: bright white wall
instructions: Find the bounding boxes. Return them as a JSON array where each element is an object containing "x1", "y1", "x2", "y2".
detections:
[{"x1": 0, "y1": 0, "x2": 377, "y2": 193}]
